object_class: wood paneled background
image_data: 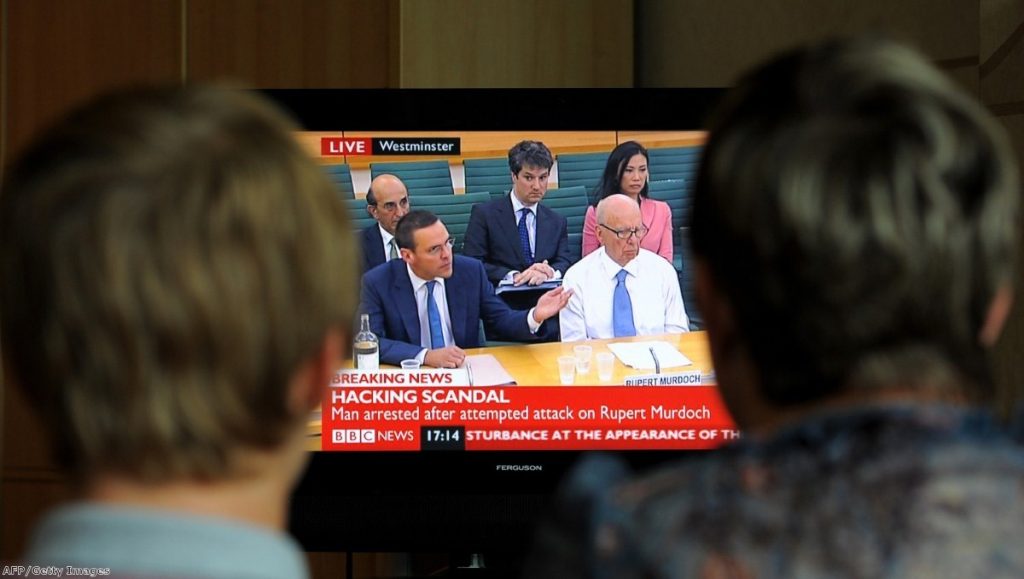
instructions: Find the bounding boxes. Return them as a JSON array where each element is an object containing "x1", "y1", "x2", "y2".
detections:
[{"x1": 2, "y1": 1, "x2": 1022, "y2": 577}]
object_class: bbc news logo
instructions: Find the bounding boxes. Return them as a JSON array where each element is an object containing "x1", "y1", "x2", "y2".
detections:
[
  {"x1": 321, "y1": 137, "x2": 461, "y2": 156},
  {"x1": 332, "y1": 429, "x2": 377, "y2": 444}
]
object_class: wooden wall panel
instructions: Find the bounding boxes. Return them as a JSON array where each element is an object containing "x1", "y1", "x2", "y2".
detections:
[
  {"x1": 637, "y1": 0, "x2": 978, "y2": 87},
  {"x1": 306, "y1": 551, "x2": 348, "y2": 579},
  {"x1": 1, "y1": 475, "x2": 71, "y2": 561},
  {"x1": 1, "y1": 1, "x2": 6, "y2": 173},
  {"x1": 4, "y1": 0, "x2": 182, "y2": 160},
  {"x1": 979, "y1": 0, "x2": 1024, "y2": 107},
  {"x1": 398, "y1": 0, "x2": 633, "y2": 88},
  {"x1": 982, "y1": 0, "x2": 1023, "y2": 60},
  {"x1": 3, "y1": 0, "x2": 181, "y2": 467},
  {"x1": 2, "y1": 0, "x2": 182, "y2": 560},
  {"x1": 186, "y1": 0, "x2": 393, "y2": 87},
  {"x1": 981, "y1": 38, "x2": 1024, "y2": 108}
]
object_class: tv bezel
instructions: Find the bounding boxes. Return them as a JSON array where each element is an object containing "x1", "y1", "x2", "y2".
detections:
[{"x1": 270, "y1": 88, "x2": 725, "y2": 554}]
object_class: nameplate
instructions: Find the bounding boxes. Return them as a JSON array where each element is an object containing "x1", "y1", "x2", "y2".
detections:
[
  {"x1": 333, "y1": 368, "x2": 470, "y2": 387},
  {"x1": 623, "y1": 370, "x2": 705, "y2": 386}
]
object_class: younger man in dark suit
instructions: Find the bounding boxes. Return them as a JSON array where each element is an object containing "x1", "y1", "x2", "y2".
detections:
[
  {"x1": 360, "y1": 210, "x2": 572, "y2": 367},
  {"x1": 463, "y1": 140, "x2": 572, "y2": 287}
]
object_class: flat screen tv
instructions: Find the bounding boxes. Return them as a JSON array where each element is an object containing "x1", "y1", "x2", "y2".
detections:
[{"x1": 267, "y1": 89, "x2": 729, "y2": 560}]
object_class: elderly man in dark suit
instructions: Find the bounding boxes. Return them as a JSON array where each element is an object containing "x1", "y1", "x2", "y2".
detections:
[
  {"x1": 463, "y1": 140, "x2": 572, "y2": 287},
  {"x1": 360, "y1": 173, "x2": 409, "y2": 273},
  {"x1": 360, "y1": 210, "x2": 572, "y2": 368}
]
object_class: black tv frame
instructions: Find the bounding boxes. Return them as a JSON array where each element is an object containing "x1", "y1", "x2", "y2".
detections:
[{"x1": 270, "y1": 88, "x2": 725, "y2": 555}]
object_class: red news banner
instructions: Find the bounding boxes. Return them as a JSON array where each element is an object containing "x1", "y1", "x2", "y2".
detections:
[{"x1": 322, "y1": 370, "x2": 738, "y2": 451}]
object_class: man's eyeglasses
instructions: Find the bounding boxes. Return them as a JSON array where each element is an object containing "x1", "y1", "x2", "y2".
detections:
[
  {"x1": 369, "y1": 196, "x2": 409, "y2": 212},
  {"x1": 425, "y1": 237, "x2": 455, "y2": 256},
  {"x1": 598, "y1": 223, "x2": 649, "y2": 240}
]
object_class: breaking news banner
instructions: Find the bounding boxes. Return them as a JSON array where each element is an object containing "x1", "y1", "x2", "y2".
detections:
[
  {"x1": 323, "y1": 369, "x2": 738, "y2": 451},
  {"x1": 320, "y1": 137, "x2": 461, "y2": 156}
]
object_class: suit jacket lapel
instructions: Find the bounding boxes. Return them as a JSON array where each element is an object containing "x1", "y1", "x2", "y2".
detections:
[
  {"x1": 497, "y1": 195, "x2": 527, "y2": 266},
  {"x1": 368, "y1": 225, "x2": 386, "y2": 264},
  {"x1": 535, "y1": 204, "x2": 556, "y2": 259},
  {"x1": 446, "y1": 264, "x2": 469, "y2": 346},
  {"x1": 391, "y1": 262, "x2": 421, "y2": 345}
]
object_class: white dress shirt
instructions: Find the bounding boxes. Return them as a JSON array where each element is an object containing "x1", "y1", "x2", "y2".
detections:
[
  {"x1": 379, "y1": 224, "x2": 398, "y2": 261},
  {"x1": 407, "y1": 265, "x2": 454, "y2": 362},
  {"x1": 503, "y1": 191, "x2": 562, "y2": 283},
  {"x1": 559, "y1": 247, "x2": 689, "y2": 341}
]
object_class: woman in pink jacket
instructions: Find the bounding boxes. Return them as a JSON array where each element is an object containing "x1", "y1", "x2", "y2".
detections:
[{"x1": 581, "y1": 141, "x2": 673, "y2": 263}]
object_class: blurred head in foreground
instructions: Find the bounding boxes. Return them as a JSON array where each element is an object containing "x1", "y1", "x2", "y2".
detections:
[
  {"x1": 0, "y1": 86, "x2": 356, "y2": 520},
  {"x1": 691, "y1": 37, "x2": 1020, "y2": 432}
]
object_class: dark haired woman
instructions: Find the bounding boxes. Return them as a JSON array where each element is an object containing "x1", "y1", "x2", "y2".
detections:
[{"x1": 581, "y1": 141, "x2": 673, "y2": 262}]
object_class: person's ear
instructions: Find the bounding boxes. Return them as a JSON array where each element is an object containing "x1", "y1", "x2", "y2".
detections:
[
  {"x1": 979, "y1": 284, "x2": 1014, "y2": 346},
  {"x1": 288, "y1": 326, "x2": 346, "y2": 415},
  {"x1": 694, "y1": 257, "x2": 775, "y2": 432},
  {"x1": 400, "y1": 247, "x2": 414, "y2": 264}
]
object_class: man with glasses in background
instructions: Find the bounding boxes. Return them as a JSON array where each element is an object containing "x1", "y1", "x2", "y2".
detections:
[
  {"x1": 361, "y1": 173, "x2": 410, "y2": 273},
  {"x1": 359, "y1": 210, "x2": 573, "y2": 367},
  {"x1": 560, "y1": 194, "x2": 689, "y2": 341}
]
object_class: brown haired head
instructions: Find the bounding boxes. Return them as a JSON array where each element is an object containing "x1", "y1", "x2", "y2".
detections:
[
  {"x1": 0, "y1": 86, "x2": 357, "y2": 481},
  {"x1": 690, "y1": 37, "x2": 1019, "y2": 416}
]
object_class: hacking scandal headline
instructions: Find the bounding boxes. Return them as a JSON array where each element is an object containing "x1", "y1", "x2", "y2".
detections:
[{"x1": 322, "y1": 369, "x2": 738, "y2": 451}]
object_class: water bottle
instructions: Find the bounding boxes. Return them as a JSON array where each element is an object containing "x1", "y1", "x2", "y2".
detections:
[{"x1": 354, "y1": 313, "x2": 379, "y2": 370}]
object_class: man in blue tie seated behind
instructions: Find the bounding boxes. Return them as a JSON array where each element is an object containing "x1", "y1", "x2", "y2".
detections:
[
  {"x1": 559, "y1": 194, "x2": 689, "y2": 341},
  {"x1": 360, "y1": 210, "x2": 573, "y2": 368},
  {"x1": 463, "y1": 140, "x2": 572, "y2": 287},
  {"x1": 360, "y1": 173, "x2": 410, "y2": 273}
]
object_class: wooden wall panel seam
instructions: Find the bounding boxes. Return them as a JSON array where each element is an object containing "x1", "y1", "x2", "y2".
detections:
[{"x1": 981, "y1": 20, "x2": 1024, "y2": 78}]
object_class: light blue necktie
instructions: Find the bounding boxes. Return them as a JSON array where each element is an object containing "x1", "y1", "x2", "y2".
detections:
[
  {"x1": 613, "y1": 269, "x2": 636, "y2": 337},
  {"x1": 518, "y1": 208, "x2": 533, "y2": 268},
  {"x1": 425, "y1": 280, "x2": 445, "y2": 348},
  {"x1": 389, "y1": 238, "x2": 399, "y2": 261}
]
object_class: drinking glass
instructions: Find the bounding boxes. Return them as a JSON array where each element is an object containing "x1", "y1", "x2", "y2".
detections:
[
  {"x1": 597, "y1": 352, "x2": 615, "y2": 381},
  {"x1": 557, "y1": 355, "x2": 576, "y2": 385}
]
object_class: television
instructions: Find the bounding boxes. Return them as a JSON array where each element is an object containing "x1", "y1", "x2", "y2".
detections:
[{"x1": 268, "y1": 89, "x2": 729, "y2": 566}]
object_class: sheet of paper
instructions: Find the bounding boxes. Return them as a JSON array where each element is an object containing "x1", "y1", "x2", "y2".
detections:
[
  {"x1": 465, "y1": 354, "x2": 517, "y2": 386},
  {"x1": 607, "y1": 341, "x2": 693, "y2": 370},
  {"x1": 495, "y1": 279, "x2": 562, "y2": 293}
]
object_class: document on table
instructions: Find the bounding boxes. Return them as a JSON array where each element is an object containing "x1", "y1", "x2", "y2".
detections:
[
  {"x1": 465, "y1": 354, "x2": 517, "y2": 386},
  {"x1": 607, "y1": 341, "x2": 693, "y2": 370}
]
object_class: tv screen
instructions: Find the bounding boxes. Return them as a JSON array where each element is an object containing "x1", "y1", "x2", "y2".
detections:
[{"x1": 270, "y1": 89, "x2": 730, "y2": 555}]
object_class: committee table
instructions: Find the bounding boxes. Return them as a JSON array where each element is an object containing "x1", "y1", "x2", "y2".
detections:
[{"x1": 462, "y1": 331, "x2": 712, "y2": 386}]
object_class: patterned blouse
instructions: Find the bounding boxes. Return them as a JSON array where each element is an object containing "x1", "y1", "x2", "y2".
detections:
[{"x1": 526, "y1": 404, "x2": 1024, "y2": 578}]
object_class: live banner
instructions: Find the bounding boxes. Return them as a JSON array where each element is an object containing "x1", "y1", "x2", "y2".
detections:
[{"x1": 322, "y1": 370, "x2": 738, "y2": 451}]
